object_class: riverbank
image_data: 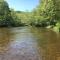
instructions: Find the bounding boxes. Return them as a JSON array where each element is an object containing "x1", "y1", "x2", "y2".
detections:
[{"x1": 47, "y1": 23, "x2": 60, "y2": 33}]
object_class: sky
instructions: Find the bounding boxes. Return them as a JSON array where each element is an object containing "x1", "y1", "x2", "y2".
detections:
[{"x1": 5, "y1": 0, "x2": 39, "y2": 11}]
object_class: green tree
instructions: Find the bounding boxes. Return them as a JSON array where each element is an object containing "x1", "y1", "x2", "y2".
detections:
[{"x1": 0, "y1": 0, "x2": 11, "y2": 27}]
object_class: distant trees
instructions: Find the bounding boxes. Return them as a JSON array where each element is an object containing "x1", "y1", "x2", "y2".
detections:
[{"x1": 0, "y1": 0, "x2": 60, "y2": 29}]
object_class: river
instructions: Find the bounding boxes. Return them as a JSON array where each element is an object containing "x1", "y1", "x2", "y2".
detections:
[{"x1": 0, "y1": 27, "x2": 60, "y2": 60}]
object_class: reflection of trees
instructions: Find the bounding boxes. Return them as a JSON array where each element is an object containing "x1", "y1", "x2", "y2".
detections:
[
  {"x1": 0, "y1": 28, "x2": 13, "y2": 52},
  {"x1": 30, "y1": 27, "x2": 60, "y2": 60}
]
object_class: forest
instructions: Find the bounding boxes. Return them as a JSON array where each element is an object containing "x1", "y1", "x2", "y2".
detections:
[{"x1": 0, "y1": 0, "x2": 60, "y2": 32}]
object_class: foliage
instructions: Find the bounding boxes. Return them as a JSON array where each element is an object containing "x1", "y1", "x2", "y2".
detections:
[
  {"x1": 0, "y1": 0, "x2": 60, "y2": 29},
  {"x1": 30, "y1": 0, "x2": 60, "y2": 28},
  {"x1": 0, "y1": 1, "x2": 23, "y2": 27},
  {"x1": 0, "y1": 0, "x2": 11, "y2": 27}
]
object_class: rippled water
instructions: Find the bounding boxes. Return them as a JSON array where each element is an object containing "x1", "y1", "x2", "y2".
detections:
[{"x1": 0, "y1": 27, "x2": 60, "y2": 60}]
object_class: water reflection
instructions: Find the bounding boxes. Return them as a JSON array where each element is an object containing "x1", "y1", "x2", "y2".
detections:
[
  {"x1": 0, "y1": 27, "x2": 40, "y2": 60},
  {"x1": 0, "y1": 28, "x2": 12, "y2": 53},
  {"x1": 31, "y1": 27, "x2": 60, "y2": 60},
  {"x1": 0, "y1": 27, "x2": 60, "y2": 60}
]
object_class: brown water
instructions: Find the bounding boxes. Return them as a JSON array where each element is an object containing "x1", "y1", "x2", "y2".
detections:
[{"x1": 0, "y1": 27, "x2": 60, "y2": 60}]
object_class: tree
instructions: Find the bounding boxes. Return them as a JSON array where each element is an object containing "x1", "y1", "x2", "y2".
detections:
[{"x1": 0, "y1": 0, "x2": 11, "y2": 26}]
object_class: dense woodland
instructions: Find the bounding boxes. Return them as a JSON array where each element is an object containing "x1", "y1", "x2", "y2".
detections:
[{"x1": 0, "y1": 0, "x2": 60, "y2": 32}]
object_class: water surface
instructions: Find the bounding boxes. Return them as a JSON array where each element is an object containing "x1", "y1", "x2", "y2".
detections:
[{"x1": 0, "y1": 27, "x2": 60, "y2": 60}]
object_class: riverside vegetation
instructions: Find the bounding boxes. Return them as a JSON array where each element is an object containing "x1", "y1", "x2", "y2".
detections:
[{"x1": 0, "y1": 0, "x2": 60, "y2": 32}]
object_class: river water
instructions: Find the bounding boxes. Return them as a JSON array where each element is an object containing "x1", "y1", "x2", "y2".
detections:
[{"x1": 0, "y1": 27, "x2": 60, "y2": 60}]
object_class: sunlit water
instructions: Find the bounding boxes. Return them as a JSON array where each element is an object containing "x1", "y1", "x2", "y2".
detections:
[{"x1": 0, "y1": 27, "x2": 60, "y2": 60}]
